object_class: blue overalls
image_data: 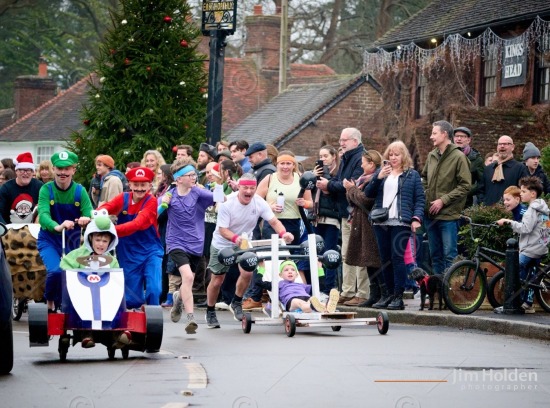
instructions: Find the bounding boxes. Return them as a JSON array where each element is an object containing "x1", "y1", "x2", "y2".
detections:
[
  {"x1": 116, "y1": 193, "x2": 163, "y2": 309},
  {"x1": 39, "y1": 184, "x2": 83, "y2": 307}
]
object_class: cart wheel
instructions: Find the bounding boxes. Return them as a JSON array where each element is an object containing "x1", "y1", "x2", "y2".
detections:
[
  {"x1": 284, "y1": 314, "x2": 296, "y2": 337},
  {"x1": 377, "y1": 311, "x2": 389, "y2": 335},
  {"x1": 242, "y1": 313, "x2": 252, "y2": 334},
  {"x1": 331, "y1": 326, "x2": 341, "y2": 332},
  {"x1": 144, "y1": 306, "x2": 163, "y2": 352},
  {"x1": 28, "y1": 303, "x2": 49, "y2": 346},
  {"x1": 12, "y1": 297, "x2": 25, "y2": 321},
  {"x1": 58, "y1": 336, "x2": 70, "y2": 362},
  {"x1": 121, "y1": 347, "x2": 129, "y2": 360},
  {"x1": 107, "y1": 346, "x2": 116, "y2": 360}
]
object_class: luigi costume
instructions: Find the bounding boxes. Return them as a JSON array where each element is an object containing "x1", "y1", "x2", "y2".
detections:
[
  {"x1": 99, "y1": 167, "x2": 164, "y2": 309},
  {"x1": 38, "y1": 151, "x2": 93, "y2": 310}
]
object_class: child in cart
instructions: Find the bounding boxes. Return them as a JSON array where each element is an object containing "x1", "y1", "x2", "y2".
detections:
[
  {"x1": 259, "y1": 260, "x2": 339, "y2": 313},
  {"x1": 59, "y1": 209, "x2": 130, "y2": 348}
]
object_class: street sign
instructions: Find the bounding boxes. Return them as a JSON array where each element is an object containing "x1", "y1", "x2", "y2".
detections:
[{"x1": 201, "y1": 1, "x2": 237, "y2": 35}]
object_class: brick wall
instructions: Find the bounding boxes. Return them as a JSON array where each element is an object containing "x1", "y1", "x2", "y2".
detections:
[
  {"x1": 14, "y1": 76, "x2": 56, "y2": 119},
  {"x1": 280, "y1": 82, "x2": 386, "y2": 164},
  {"x1": 409, "y1": 104, "x2": 550, "y2": 171}
]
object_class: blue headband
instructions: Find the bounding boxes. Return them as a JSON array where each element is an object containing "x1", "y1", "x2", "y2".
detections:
[{"x1": 173, "y1": 165, "x2": 196, "y2": 179}]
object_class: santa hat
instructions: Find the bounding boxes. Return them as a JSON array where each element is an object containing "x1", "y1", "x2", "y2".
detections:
[
  {"x1": 211, "y1": 163, "x2": 221, "y2": 179},
  {"x1": 14, "y1": 152, "x2": 35, "y2": 170}
]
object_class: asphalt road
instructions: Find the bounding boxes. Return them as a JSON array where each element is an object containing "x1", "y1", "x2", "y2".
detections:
[{"x1": 2, "y1": 308, "x2": 550, "y2": 408}]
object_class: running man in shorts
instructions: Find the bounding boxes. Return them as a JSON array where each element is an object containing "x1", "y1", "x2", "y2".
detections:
[{"x1": 205, "y1": 173, "x2": 294, "y2": 328}]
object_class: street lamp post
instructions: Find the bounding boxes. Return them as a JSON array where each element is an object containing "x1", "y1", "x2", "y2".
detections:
[{"x1": 201, "y1": 0, "x2": 237, "y2": 146}]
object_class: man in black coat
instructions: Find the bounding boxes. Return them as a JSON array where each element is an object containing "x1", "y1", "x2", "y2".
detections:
[
  {"x1": 317, "y1": 128, "x2": 365, "y2": 305},
  {"x1": 479, "y1": 135, "x2": 529, "y2": 205}
]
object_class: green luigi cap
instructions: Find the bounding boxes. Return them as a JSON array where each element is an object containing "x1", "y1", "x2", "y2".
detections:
[
  {"x1": 51, "y1": 151, "x2": 79, "y2": 168},
  {"x1": 279, "y1": 260, "x2": 298, "y2": 275}
]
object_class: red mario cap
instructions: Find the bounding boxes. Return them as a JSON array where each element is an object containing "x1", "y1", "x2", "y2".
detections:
[{"x1": 126, "y1": 167, "x2": 154, "y2": 182}]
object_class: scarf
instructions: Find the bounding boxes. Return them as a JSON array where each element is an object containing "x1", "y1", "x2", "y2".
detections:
[
  {"x1": 492, "y1": 156, "x2": 512, "y2": 183},
  {"x1": 461, "y1": 145, "x2": 471, "y2": 156}
]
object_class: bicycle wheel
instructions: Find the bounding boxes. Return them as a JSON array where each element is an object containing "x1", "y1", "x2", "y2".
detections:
[
  {"x1": 487, "y1": 270, "x2": 505, "y2": 308},
  {"x1": 534, "y1": 269, "x2": 550, "y2": 313},
  {"x1": 443, "y1": 260, "x2": 487, "y2": 314}
]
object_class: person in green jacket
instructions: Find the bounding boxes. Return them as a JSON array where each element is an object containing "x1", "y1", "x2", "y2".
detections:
[{"x1": 422, "y1": 120, "x2": 471, "y2": 275}]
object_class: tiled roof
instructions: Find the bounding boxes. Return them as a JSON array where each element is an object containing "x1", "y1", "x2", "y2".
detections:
[
  {"x1": 374, "y1": 0, "x2": 550, "y2": 48},
  {"x1": 225, "y1": 75, "x2": 377, "y2": 147},
  {"x1": 0, "y1": 75, "x2": 93, "y2": 142},
  {"x1": 0, "y1": 108, "x2": 15, "y2": 131}
]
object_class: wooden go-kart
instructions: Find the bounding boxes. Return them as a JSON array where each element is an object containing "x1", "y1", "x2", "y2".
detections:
[{"x1": 28, "y1": 255, "x2": 163, "y2": 361}]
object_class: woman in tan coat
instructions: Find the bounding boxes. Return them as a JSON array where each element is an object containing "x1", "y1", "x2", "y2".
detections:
[{"x1": 343, "y1": 150, "x2": 383, "y2": 307}]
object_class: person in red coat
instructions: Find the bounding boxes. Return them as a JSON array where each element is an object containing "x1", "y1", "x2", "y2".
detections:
[{"x1": 99, "y1": 167, "x2": 163, "y2": 309}]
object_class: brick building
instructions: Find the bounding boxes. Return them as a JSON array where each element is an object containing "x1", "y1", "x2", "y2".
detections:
[
  {"x1": 225, "y1": 75, "x2": 385, "y2": 165},
  {"x1": 365, "y1": 0, "x2": 550, "y2": 169}
]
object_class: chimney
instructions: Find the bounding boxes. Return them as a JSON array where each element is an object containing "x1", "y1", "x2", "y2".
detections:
[
  {"x1": 244, "y1": 7, "x2": 284, "y2": 70},
  {"x1": 14, "y1": 57, "x2": 56, "y2": 119},
  {"x1": 38, "y1": 56, "x2": 48, "y2": 77}
]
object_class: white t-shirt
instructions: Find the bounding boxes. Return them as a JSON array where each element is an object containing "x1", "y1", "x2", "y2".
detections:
[
  {"x1": 383, "y1": 173, "x2": 401, "y2": 219},
  {"x1": 212, "y1": 194, "x2": 275, "y2": 249}
]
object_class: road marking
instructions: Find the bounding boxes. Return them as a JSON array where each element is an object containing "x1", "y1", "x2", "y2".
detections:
[
  {"x1": 375, "y1": 380, "x2": 448, "y2": 383},
  {"x1": 186, "y1": 362, "x2": 207, "y2": 389}
]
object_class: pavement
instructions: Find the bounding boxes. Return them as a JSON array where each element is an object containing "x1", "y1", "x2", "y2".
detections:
[{"x1": 339, "y1": 296, "x2": 550, "y2": 342}]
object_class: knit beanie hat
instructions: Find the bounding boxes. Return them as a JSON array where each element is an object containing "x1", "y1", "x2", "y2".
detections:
[
  {"x1": 96, "y1": 155, "x2": 115, "y2": 169},
  {"x1": 522, "y1": 142, "x2": 541, "y2": 160},
  {"x1": 279, "y1": 260, "x2": 298, "y2": 275}
]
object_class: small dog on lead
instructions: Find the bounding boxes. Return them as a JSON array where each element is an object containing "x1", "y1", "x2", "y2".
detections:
[{"x1": 408, "y1": 268, "x2": 445, "y2": 310}]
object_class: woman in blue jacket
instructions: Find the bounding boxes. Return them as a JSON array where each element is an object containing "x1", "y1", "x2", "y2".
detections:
[{"x1": 364, "y1": 141, "x2": 426, "y2": 310}]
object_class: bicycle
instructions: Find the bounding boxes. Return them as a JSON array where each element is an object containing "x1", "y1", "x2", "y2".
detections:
[
  {"x1": 443, "y1": 216, "x2": 506, "y2": 314},
  {"x1": 488, "y1": 263, "x2": 550, "y2": 312}
]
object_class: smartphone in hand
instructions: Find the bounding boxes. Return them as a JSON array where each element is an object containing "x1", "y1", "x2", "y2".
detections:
[{"x1": 315, "y1": 160, "x2": 324, "y2": 179}]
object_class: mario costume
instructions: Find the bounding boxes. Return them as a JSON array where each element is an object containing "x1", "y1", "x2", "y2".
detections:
[
  {"x1": 99, "y1": 167, "x2": 163, "y2": 309},
  {"x1": 38, "y1": 151, "x2": 93, "y2": 308}
]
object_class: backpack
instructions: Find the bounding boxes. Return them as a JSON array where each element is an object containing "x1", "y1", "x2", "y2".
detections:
[{"x1": 101, "y1": 169, "x2": 130, "y2": 192}]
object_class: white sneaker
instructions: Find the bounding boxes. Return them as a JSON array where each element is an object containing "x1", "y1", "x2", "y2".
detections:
[
  {"x1": 215, "y1": 301, "x2": 230, "y2": 310},
  {"x1": 171, "y1": 291, "x2": 183, "y2": 322}
]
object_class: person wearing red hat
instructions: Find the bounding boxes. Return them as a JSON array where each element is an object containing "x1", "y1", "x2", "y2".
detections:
[
  {"x1": 0, "y1": 151, "x2": 43, "y2": 224},
  {"x1": 99, "y1": 166, "x2": 164, "y2": 310}
]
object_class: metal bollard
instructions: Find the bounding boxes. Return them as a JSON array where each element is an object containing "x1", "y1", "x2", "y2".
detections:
[{"x1": 503, "y1": 238, "x2": 523, "y2": 314}]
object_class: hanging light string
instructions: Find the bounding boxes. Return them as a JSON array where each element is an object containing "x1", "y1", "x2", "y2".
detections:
[{"x1": 364, "y1": 15, "x2": 550, "y2": 74}]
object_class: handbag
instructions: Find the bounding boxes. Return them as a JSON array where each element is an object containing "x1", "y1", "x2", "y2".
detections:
[{"x1": 370, "y1": 207, "x2": 390, "y2": 223}]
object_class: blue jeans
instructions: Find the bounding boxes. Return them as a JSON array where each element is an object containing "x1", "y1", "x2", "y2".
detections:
[
  {"x1": 426, "y1": 219, "x2": 458, "y2": 275},
  {"x1": 314, "y1": 223, "x2": 339, "y2": 294},
  {"x1": 519, "y1": 253, "x2": 540, "y2": 305},
  {"x1": 373, "y1": 225, "x2": 410, "y2": 296}
]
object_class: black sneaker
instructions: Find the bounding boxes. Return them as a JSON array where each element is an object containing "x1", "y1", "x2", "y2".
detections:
[
  {"x1": 205, "y1": 310, "x2": 220, "y2": 328},
  {"x1": 230, "y1": 301, "x2": 244, "y2": 321}
]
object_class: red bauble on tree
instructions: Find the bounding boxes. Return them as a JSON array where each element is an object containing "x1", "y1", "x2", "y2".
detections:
[
  {"x1": 180, "y1": 39, "x2": 189, "y2": 48},
  {"x1": 125, "y1": 58, "x2": 131, "y2": 65},
  {"x1": 146, "y1": 66, "x2": 151, "y2": 72},
  {"x1": 172, "y1": 145, "x2": 178, "y2": 153},
  {"x1": 163, "y1": 16, "x2": 172, "y2": 24},
  {"x1": 83, "y1": 119, "x2": 90, "y2": 126}
]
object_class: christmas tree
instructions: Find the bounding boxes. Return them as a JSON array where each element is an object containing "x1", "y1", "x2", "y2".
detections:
[{"x1": 68, "y1": 0, "x2": 207, "y2": 183}]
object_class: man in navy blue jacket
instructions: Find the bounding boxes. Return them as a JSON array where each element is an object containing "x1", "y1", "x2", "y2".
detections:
[{"x1": 316, "y1": 128, "x2": 365, "y2": 305}]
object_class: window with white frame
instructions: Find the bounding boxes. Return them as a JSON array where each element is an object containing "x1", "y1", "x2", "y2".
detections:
[
  {"x1": 482, "y1": 44, "x2": 498, "y2": 106},
  {"x1": 36, "y1": 146, "x2": 55, "y2": 164}
]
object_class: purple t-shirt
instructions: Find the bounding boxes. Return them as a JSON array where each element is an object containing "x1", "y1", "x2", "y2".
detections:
[
  {"x1": 165, "y1": 187, "x2": 214, "y2": 255},
  {"x1": 279, "y1": 280, "x2": 312, "y2": 309}
]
